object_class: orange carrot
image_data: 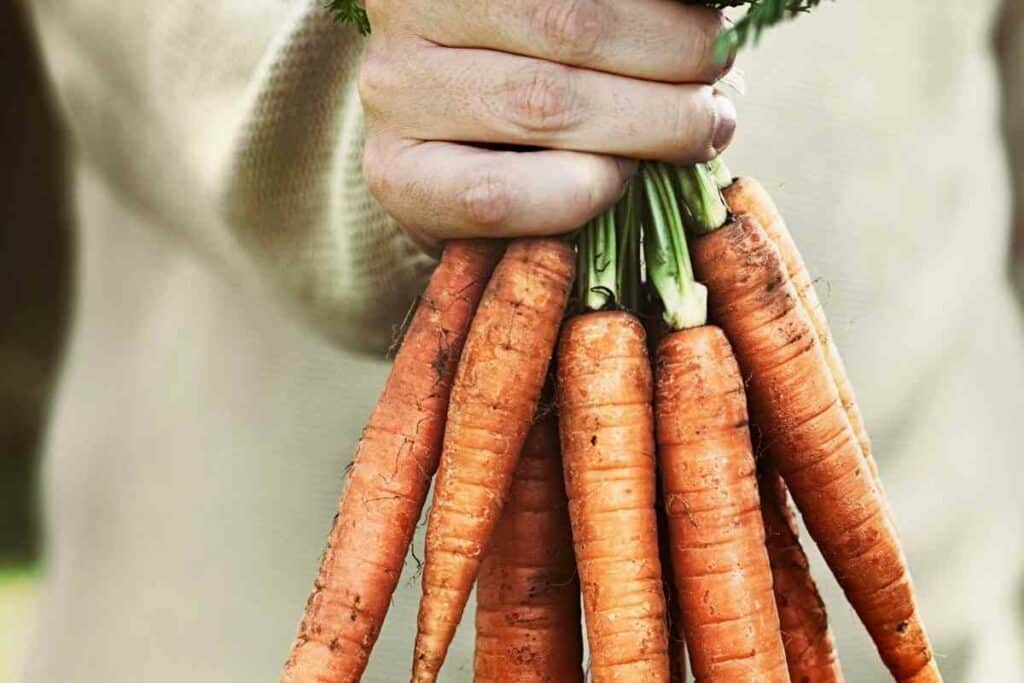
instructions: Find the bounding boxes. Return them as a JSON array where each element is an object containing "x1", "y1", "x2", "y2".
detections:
[
  {"x1": 722, "y1": 177, "x2": 881, "y2": 489},
  {"x1": 281, "y1": 240, "x2": 502, "y2": 683},
  {"x1": 557, "y1": 311, "x2": 671, "y2": 683},
  {"x1": 692, "y1": 216, "x2": 938, "y2": 681},
  {"x1": 655, "y1": 325, "x2": 789, "y2": 682},
  {"x1": 758, "y1": 466, "x2": 844, "y2": 682},
  {"x1": 473, "y1": 415, "x2": 584, "y2": 683},
  {"x1": 413, "y1": 237, "x2": 575, "y2": 682},
  {"x1": 657, "y1": 501, "x2": 688, "y2": 683}
]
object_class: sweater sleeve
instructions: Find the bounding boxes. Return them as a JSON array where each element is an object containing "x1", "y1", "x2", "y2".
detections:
[
  {"x1": 29, "y1": 0, "x2": 431, "y2": 353},
  {"x1": 220, "y1": 2, "x2": 433, "y2": 352}
]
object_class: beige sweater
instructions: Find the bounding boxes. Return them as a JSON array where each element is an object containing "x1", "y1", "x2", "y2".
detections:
[{"x1": 25, "y1": 1, "x2": 1024, "y2": 681}]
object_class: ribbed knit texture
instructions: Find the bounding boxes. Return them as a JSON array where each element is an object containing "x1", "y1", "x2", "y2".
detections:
[{"x1": 221, "y1": 2, "x2": 431, "y2": 351}]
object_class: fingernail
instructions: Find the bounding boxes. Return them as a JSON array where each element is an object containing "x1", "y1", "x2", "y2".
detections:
[{"x1": 712, "y1": 92, "x2": 737, "y2": 154}]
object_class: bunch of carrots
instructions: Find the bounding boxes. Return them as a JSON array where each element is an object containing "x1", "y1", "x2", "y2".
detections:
[{"x1": 281, "y1": 2, "x2": 942, "y2": 682}]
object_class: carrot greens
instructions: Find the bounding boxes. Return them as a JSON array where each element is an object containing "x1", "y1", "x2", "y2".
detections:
[{"x1": 326, "y1": 0, "x2": 828, "y2": 56}]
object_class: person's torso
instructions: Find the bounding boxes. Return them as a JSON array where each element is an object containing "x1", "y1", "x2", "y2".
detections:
[{"x1": 26, "y1": 1, "x2": 1024, "y2": 681}]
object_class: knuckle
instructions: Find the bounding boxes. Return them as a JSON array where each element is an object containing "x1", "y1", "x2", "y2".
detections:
[
  {"x1": 697, "y1": 11, "x2": 733, "y2": 81},
  {"x1": 565, "y1": 176, "x2": 604, "y2": 223},
  {"x1": 505, "y1": 62, "x2": 580, "y2": 134},
  {"x1": 460, "y1": 171, "x2": 514, "y2": 228},
  {"x1": 532, "y1": 0, "x2": 604, "y2": 62},
  {"x1": 361, "y1": 136, "x2": 392, "y2": 202},
  {"x1": 672, "y1": 86, "x2": 717, "y2": 163},
  {"x1": 357, "y1": 41, "x2": 398, "y2": 109}
]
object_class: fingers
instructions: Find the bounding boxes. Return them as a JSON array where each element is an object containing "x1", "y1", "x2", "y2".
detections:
[
  {"x1": 397, "y1": 0, "x2": 733, "y2": 84},
  {"x1": 360, "y1": 0, "x2": 738, "y2": 243},
  {"x1": 360, "y1": 44, "x2": 736, "y2": 164},
  {"x1": 363, "y1": 137, "x2": 636, "y2": 243}
]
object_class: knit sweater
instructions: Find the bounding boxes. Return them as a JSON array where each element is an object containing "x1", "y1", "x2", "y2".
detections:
[{"x1": 24, "y1": 1, "x2": 1024, "y2": 681}]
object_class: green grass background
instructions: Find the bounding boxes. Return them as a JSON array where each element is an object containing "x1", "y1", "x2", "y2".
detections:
[{"x1": 0, "y1": 565, "x2": 39, "y2": 682}]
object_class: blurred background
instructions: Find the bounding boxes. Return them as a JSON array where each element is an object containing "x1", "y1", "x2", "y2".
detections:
[
  {"x1": 1, "y1": 1, "x2": 70, "y2": 677},
  {"x1": 2, "y1": 0, "x2": 1024, "y2": 680}
]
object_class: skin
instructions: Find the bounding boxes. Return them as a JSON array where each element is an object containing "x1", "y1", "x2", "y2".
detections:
[
  {"x1": 280, "y1": 241, "x2": 503, "y2": 683},
  {"x1": 358, "y1": 0, "x2": 737, "y2": 248}
]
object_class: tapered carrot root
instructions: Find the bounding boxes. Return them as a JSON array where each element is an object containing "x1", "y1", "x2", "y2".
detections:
[
  {"x1": 723, "y1": 178, "x2": 880, "y2": 488},
  {"x1": 692, "y1": 217, "x2": 938, "y2": 681},
  {"x1": 473, "y1": 416, "x2": 584, "y2": 683},
  {"x1": 655, "y1": 326, "x2": 790, "y2": 682},
  {"x1": 413, "y1": 238, "x2": 575, "y2": 682},
  {"x1": 557, "y1": 311, "x2": 671, "y2": 683},
  {"x1": 759, "y1": 467, "x2": 844, "y2": 682},
  {"x1": 281, "y1": 240, "x2": 503, "y2": 683},
  {"x1": 657, "y1": 504, "x2": 687, "y2": 683}
]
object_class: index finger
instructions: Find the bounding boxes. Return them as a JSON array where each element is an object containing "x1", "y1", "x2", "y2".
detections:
[{"x1": 411, "y1": 0, "x2": 732, "y2": 84}]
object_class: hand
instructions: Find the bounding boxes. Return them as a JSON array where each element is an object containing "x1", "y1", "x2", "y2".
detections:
[{"x1": 359, "y1": 0, "x2": 736, "y2": 247}]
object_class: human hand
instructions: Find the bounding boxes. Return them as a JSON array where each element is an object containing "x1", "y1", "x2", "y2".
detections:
[{"x1": 358, "y1": 0, "x2": 736, "y2": 247}]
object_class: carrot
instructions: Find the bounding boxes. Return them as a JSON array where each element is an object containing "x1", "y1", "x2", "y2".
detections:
[
  {"x1": 558, "y1": 200, "x2": 670, "y2": 682},
  {"x1": 656, "y1": 326, "x2": 790, "y2": 682},
  {"x1": 689, "y1": 208, "x2": 938, "y2": 681},
  {"x1": 412, "y1": 237, "x2": 575, "y2": 682},
  {"x1": 758, "y1": 466, "x2": 844, "y2": 682},
  {"x1": 719, "y1": 173, "x2": 881, "y2": 489},
  {"x1": 657, "y1": 485, "x2": 687, "y2": 683},
  {"x1": 557, "y1": 310, "x2": 671, "y2": 683},
  {"x1": 654, "y1": 360, "x2": 690, "y2": 683},
  {"x1": 473, "y1": 415, "x2": 584, "y2": 683},
  {"x1": 640, "y1": 163, "x2": 788, "y2": 681},
  {"x1": 281, "y1": 240, "x2": 502, "y2": 683}
]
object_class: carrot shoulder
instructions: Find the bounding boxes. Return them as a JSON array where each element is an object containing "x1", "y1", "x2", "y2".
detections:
[
  {"x1": 413, "y1": 237, "x2": 575, "y2": 682},
  {"x1": 281, "y1": 240, "x2": 502, "y2": 683},
  {"x1": 557, "y1": 311, "x2": 671, "y2": 683},
  {"x1": 723, "y1": 178, "x2": 880, "y2": 488},
  {"x1": 474, "y1": 415, "x2": 584, "y2": 683},
  {"x1": 759, "y1": 467, "x2": 844, "y2": 682},
  {"x1": 655, "y1": 325, "x2": 790, "y2": 682},
  {"x1": 692, "y1": 217, "x2": 938, "y2": 682}
]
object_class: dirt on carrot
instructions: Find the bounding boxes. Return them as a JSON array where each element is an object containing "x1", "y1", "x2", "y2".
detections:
[
  {"x1": 692, "y1": 217, "x2": 938, "y2": 682},
  {"x1": 758, "y1": 466, "x2": 844, "y2": 682},
  {"x1": 655, "y1": 325, "x2": 790, "y2": 682},
  {"x1": 413, "y1": 237, "x2": 575, "y2": 682},
  {"x1": 723, "y1": 178, "x2": 881, "y2": 490},
  {"x1": 474, "y1": 415, "x2": 583, "y2": 683},
  {"x1": 281, "y1": 240, "x2": 503, "y2": 683},
  {"x1": 557, "y1": 311, "x2": 671, "y2": 683},
  {"x1": 657, "y1": 500, "x2": 688, "y2": 683}
]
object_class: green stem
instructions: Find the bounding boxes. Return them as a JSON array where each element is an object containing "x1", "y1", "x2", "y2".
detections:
[
  {"x1": 676, "y1": 164, "x2": 729, "y2": 235},
  {"x1": 642, "y1": 163, "x2": 708, "y2": 330},
  {"x1": 616, "y1": 178, "x2": 642, "y2": 313},
  {"x1": 706, "y1": 157, "x2": 733, "y2": 190},
  {"x1": 576, "y1": 225, "x2": 589, "y2": 303},
  {"x1": 579, "y1": 207, "x2": 618, "y2": 311}
]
